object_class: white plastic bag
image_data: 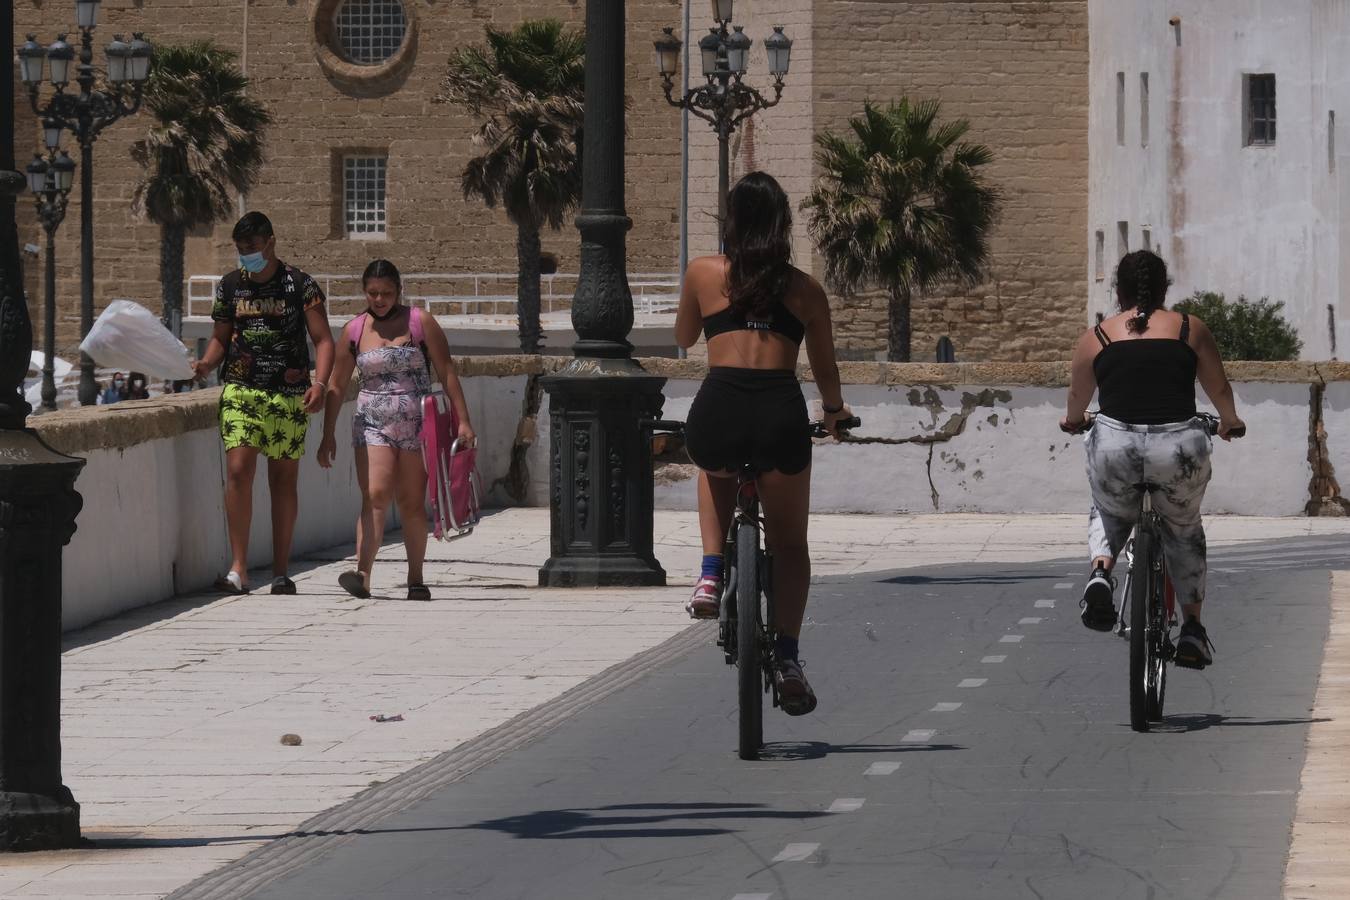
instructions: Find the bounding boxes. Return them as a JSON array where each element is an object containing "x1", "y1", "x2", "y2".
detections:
[{"x1": 79, "y1": 300, "x2": 195, "y2": 380}]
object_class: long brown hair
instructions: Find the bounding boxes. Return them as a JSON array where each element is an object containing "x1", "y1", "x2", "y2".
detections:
[{"x1": 722, "y1": 172, "x2": 793, "y2": 318}]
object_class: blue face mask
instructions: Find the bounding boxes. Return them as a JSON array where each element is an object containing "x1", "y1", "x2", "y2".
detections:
[{"x1": 239, "y1": 251, "x2": 267, "y2": 274}]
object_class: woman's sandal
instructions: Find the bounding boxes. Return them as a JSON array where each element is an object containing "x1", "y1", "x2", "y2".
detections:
[
  {"x1": 407, "y1": 583, "x2": 432, "y2": 602},
  {"x1": 339, "y1": 570, "x2": 371, "y2": 599},
  {"x1": 213, "y1": 571, "x2": 246, "y2": 594}
]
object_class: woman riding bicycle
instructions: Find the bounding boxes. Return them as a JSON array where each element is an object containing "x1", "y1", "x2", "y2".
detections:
[
  {"x1": 1061, "y1": 249, "x2": 1245, "y2": 669},
  {"x1": 675, "y1": 171, "x2": 851, "y2": 716}
]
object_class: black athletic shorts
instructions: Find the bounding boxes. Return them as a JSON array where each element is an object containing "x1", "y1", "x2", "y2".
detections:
[{"x1": 685, "y1": 367, "x2": 812, "y2": 476}]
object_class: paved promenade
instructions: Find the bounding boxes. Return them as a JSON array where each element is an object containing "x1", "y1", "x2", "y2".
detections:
[{"x1": 0, "y1": 510, "x2": 1347, "y2": 898}]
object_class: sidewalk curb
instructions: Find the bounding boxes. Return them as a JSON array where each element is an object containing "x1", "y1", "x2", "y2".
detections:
[{"x1": 166, "y1": 620, "x2": 714, "y2": 900}]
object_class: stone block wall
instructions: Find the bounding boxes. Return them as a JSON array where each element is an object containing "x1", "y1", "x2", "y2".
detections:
[
  {"x1": 13, "y1": 0, "x2": 684, "y2": 358},
  {"x1": 811, "y1": 1, "x2": 1090, "y2": 361}
]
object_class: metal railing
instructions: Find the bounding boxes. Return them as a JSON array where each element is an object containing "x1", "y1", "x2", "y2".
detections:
[{"x1": 186, "y1": 272, "x2": 681, "y2": 318}]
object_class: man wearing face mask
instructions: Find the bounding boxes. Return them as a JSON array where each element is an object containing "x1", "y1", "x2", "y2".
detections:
[{"x1": 194, "y1": 211, "x2": 335, "y2": 595}]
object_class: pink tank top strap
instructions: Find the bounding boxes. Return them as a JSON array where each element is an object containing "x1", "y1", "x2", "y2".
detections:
[
  {"x1": 408, "y1": 305, "x2": 424, "y2": 345},
  {"x1": 346, "y1": 313, "x2": 369, "y2": 353}
]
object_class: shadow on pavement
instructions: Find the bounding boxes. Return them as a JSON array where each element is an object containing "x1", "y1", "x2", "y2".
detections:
[
  {"x1": 1149, "y1": 713, "x2": 1332, "y2": 733},
  {"x1": 462, "y1": 802, "x2": 832, "y2": 839},
  {"x1": 879, "y1": 573, "x2": 1063, "y2": 586},
  {"x1": 758, "y1": 741, "x2": 965, "y2": 761}
]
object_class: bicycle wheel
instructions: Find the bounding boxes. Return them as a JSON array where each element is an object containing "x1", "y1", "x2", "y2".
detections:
[
  {"x1": 1146, "y1": 567, "x2": 1168, "y2": 722},
  {"x1": 736, "y1": 520, "x2": 763, "y2": 760},
  {"x1": 1128, "y1": 527, "x2": 1151, "y2": 733}
]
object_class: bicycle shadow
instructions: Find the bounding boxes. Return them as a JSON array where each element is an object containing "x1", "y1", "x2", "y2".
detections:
[
  {"x1": 461, "y1": 801, "x2": 832, "y2": 839},
  {"x1": 879, "y1": 573, "x2": 1062, "y2": 586},
  {"x1": 756, "y1": 741, "x2": 965, "y2": 761},
  {"x1": 1147, "y1": 713, "x2": 1331, "y2": 733}
]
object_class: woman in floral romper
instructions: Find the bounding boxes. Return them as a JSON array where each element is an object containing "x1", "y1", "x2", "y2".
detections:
[{"x1": 317, "y1": 260, "x2": 475, "y2": 600}]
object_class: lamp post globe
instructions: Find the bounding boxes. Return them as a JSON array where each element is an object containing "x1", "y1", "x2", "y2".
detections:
[
  {"x1": 727, "y1": 25, "x2": 751, "y2": 75},
  {"x1": 710, "y1": 0, "x2": 733, "y2": 25},
  {"x1": 45, "y1": 36, "x2": 74, "y2": 87},
  {"x1": 18, "y1": 36, "x2": 46, "y2": 86},
  {"x1": 26, "y1": 157, "x2": 49, "y2": 196},
  {"x1": 75, "y1": 0, "x2": 101, "y2": 32},
  {"x1": 104, "y1": 34, "x2": 130, "y2": 84},
  {"x1": 654, "y1": 27, "x2": 682, "y2": 79},
  {"x1": 53, "y1": 152, "x2": 76, "y2": 194},
  {"x1": 765, "y1": 25, "x2": 793, "y2": 78}
]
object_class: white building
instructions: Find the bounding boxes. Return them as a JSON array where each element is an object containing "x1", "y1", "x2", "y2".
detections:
[{"x1": 1089, "y1": 0, "x2": 1350, "y2": 359}]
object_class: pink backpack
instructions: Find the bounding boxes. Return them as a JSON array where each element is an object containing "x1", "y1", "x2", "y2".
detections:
[{"x1": 348, "y1": 309, "x2": 481, "y2": 539}]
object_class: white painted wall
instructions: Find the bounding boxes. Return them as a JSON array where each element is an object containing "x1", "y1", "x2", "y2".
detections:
[
  {"x1": 1088, "y1": 0, "x2": 1350, "y2": 358},
  {"x1": 648, "y1": 380, "x2": 1310, "y2": 516}
]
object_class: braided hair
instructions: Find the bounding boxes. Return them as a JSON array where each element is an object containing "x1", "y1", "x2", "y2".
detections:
[{"x1": 1115, "y1": 250, "x2": 1171, "y2": 334}]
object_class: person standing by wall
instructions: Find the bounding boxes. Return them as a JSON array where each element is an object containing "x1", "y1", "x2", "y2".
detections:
[{"x1": 194, "y1": 212, "x2": 335, "y2": 594}]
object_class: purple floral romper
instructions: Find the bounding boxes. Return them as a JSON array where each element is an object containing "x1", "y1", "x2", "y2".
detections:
[{"x1": 351, "y1": 325, "x2": 433, "y2": 452}]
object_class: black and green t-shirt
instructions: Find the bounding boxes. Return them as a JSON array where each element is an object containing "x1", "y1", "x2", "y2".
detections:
[{"x1": 211, "y1": 263, "x2": 326, "y2": 396}]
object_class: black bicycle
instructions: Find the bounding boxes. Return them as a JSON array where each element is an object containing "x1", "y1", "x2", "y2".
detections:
[
  {"x1": 653, "y1": 415, "x2": 859, "y2": 760},
  {"x1": 1064, "y1": 412, "x2": 1243, "y2": 732}
]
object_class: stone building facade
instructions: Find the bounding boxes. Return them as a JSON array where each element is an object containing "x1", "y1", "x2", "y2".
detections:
[{"x1": 13, "y1": 0, "x2": 1089, "y2": 363}]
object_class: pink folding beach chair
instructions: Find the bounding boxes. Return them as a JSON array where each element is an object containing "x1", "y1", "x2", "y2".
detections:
[{"x1": 420, "y1": 389, "x2": 481, "y2": 540}]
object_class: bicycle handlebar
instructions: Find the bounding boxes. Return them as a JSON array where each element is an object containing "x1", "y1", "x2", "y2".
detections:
[{"x1": 1060, "y1": 411, "x2": 1245, "y2": 438}]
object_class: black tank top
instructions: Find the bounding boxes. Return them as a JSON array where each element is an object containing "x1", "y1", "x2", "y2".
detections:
[
  {"x1": 702, "y1": 300, "x2": 806, "y2": 345},
  {"x1": 1092, "y1": 315, "x2": 1198, "y2": 425}
]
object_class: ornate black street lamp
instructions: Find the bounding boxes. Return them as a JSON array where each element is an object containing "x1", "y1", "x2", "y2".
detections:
[
  {"x1": 1, "y1": 0, "x2": 88, "y2": 852},
  {"x1": 655, "y1": 3, "x2": 793, "y2": 225},
  {"x1": 25, "y1": 151, "x2": 76, "y2": 411},
  {"x1": 19, "y1": 2, "x2": 153, "y2": 406},
  {"x1": 537, "y1": 0, "x2": 668, "y2": 588}
]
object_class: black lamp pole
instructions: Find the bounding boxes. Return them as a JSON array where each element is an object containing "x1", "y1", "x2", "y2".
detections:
[
  {"x1": 537, "y1": 0, "x2": 668, "y2": 587},
  {"x1": 0, "y1": 2, "x2": 87, "y2": 852},
  {"x1": 20, "y1": 9, "x2": 152, "y2": 406},
  {"x1": 25, "y1": 152, "x2": 75, "y2": 410}
]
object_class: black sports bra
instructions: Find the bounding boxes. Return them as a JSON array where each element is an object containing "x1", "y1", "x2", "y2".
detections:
[{"x1": 702, "y1": 300, "x2": 806, "y2": 345}]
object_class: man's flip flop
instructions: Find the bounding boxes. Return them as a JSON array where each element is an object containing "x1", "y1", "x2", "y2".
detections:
[
  {"x1": 214, "y1": 571, "x2": 246, "y2": 594},
  {"x1": 339, "y1": 570, "x2": 371, "y2": 599}
]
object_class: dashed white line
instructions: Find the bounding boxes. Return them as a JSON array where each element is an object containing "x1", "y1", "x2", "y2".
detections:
[
  {"x1": 1035, "y1": 599, "x2": 1057, "y2": 608},
  {"x1": 864, "y1": 761, "x2": 901, "y2": 776},
  {"x1": 931, "y1": 702, "x2": 962, "y2": 712},
  {"x1": 1019, "y1": 617, "x2": 1043, "y2": 625},
  {"x1": 999, "y1": 634, "x2": 1025, "y2": 643},
  {"x1": 958, "y1": 678, "x2": 987, "y2": 688},
  {"x1": 828, "y1": 798, "x2": 866, "y2": 813},
  {"x1": 1054, "y1": 582, "x2": 1074, "y2": 589},
  {"x1": 902, "y1": 729, "x2": 936, "y2": 743},
  {"x1": 772, "y1": 843, "x2": 820, "y2": 863},
  {"x1": 981, "y1": 655, "x2": 1007, "y2": 663}
]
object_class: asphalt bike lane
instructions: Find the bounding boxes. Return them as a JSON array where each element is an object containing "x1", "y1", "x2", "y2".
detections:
[{"x1": 229, "y1": 536, "x2": 1342, "y2": 900}]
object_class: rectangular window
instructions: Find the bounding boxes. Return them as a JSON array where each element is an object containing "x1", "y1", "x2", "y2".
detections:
[
  {"x1": 1094, "y1": 230, "x2": 1105, "y2": 281},
  {"x1": 1141, "y1": 227, "x2": 1152, "y2": 253},
  {"x1": 1116, "y1": 72, "x2": 1126, "y2": 146},
  {"x1": 1117, "y1": 221, "x2": 1129, "y2": 259},
  {"x1": 344, "y1": 155, "x2": 387, "y2": 238},
  {"x1": 1244, "y1": 73, "x2": 1276, "y2": 146},
  {"x1": 1140, "y1": 73, "x2": 1150, "y2": 147}
]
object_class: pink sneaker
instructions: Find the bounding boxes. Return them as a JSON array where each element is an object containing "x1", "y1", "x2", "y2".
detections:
[{"x1": 686, "y1": 577, "x2": 721, "y2": 619}]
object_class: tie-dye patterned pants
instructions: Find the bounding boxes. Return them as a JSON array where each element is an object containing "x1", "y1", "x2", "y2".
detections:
[{"x1": 1085, "y1": 414, "x2": 1212, "y2": 607}]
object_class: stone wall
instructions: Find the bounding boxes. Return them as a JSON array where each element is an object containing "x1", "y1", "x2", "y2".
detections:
[
  {"x1": 13, "y1": 0, "x2": 684, "y2": 358},
  {"x1": 811, "y1": 1, "x2": 1090, "y2": 361}
]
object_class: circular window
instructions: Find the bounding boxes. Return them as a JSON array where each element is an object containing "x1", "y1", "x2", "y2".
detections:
[{"x1": 334, "y1": 0, "x2": 408, "y2": 65}]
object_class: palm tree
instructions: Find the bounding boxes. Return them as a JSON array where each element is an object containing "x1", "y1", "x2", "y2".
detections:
[
  {"x1": 131, "y1": 42, "x2": 270, "y2": 336},
  {"x1": 438, "y1": 20, "x2": 585, "y2": 354},
  {"x1": 802, "y1": 99, "x2": 1000, "y2": 362}
]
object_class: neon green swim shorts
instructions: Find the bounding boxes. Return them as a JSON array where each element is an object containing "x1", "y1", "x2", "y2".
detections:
[{"x1": 219, "y1": 384, "x2": 309, "y2": 460}]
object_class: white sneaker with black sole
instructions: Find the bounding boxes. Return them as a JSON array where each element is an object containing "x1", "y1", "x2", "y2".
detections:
[{"x1": 1080, "y1": 565, "x2": 1117, "y2": 632}]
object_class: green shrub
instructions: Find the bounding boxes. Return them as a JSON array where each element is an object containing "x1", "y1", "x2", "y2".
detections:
[{"x1": 1172, "y1": 291, "x2": 1302, "y2": 360}]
